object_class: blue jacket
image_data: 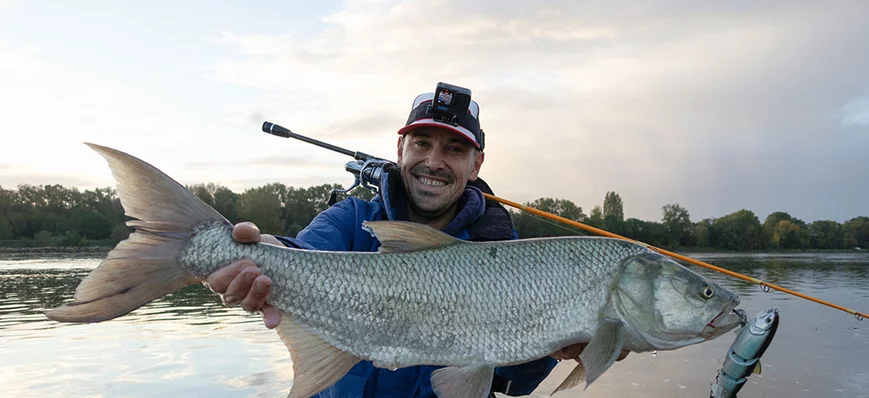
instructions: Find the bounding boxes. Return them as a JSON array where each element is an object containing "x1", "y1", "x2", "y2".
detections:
[{"x1": 275, "y1": 168, "x2": 558, "y2": 397}]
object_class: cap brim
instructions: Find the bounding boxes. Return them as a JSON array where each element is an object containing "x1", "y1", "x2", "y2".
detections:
[{"x1": 397, "y1": 119, "x2": 481, "y2": 149}]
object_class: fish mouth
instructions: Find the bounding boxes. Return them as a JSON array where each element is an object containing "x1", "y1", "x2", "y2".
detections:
[
  {"x1": 703, "y1": 306, "x2": 743, "y2": 338},
  {"x1": 706, "y1": 311, "x2": 725, "y2": 329},
  {"x1": 707, "y1": 308, "x2": 746, "y2": 329}
]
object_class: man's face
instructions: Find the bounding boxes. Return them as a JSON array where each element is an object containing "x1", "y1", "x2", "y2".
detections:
[{"x1": 397, "y1": 126, "x2": 484, "y2": 220}]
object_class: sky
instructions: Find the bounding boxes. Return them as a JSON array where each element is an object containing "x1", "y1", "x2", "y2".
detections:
[{"x1": 1, "y1": 1, "x2": 867, "y2": 224}]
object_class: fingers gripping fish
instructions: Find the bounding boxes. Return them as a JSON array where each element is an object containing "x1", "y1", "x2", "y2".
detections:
[{"x1": 45, "y1": 144, "x2": 744, "y2": 398}]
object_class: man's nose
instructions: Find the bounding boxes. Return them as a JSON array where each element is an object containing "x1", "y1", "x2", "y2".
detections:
[{"x1": 424, "y1": 147, "x2": 447, "y2": 169}]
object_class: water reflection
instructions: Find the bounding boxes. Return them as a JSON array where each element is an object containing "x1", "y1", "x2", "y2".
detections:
[{"x1": 1, "y1": 253, "x2": 867, "y2": 398}]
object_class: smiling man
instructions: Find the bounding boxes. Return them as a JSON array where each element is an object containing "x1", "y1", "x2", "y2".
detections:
[
  {"x1": 394, "y1": 91, "x2": 487, "y2": 232},
  {"x1": 205, "y1": 84, "x2": 612, "y2": 396}
]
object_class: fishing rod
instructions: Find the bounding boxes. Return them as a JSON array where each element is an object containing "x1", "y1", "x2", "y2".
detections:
[
  {"x1": 261, "y1": 120, "x2": 868, "y2": 322},
  {"x1": 485, "y1": 194, "x2": 867, "y2": 322}
]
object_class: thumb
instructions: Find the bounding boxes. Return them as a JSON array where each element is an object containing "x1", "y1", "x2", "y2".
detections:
[
  {"x1": 262, "y1": 304, "x2": 282, "y2": 329},
  {"x1": 232, "y1": 222, "x2": 261, "y2": 243}
]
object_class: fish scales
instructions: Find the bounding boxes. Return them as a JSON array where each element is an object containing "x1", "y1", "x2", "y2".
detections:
[{"x1": 181, "y1": 222, "x2": 648, "y2": 368}]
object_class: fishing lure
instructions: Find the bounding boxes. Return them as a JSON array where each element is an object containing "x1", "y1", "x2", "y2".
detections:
[{"x1": 710, "y1": 308, "x2": 779, "y2": 398}]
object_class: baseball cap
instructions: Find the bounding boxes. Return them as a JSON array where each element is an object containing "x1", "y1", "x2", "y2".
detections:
[{"x1": 396, "y1": 92, "x2": 485, "y2": 151}]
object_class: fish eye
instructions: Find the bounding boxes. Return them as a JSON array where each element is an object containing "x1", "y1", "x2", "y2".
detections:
[{"x1": 702, "y1": 286, "x2": 714, "y2": 299}]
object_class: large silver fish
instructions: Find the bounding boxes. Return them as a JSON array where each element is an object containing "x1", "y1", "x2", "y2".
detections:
[{"x1": 45, "y1": 144, "x2": 744, "y2": 398}]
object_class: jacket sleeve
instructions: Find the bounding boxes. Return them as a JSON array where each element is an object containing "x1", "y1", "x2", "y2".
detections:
[
  {"x1": 491, "y1": 356, "x2": 559, "y2": 395},
  {"x1": 273, "y1": 198, "x2": 362, "y2": 251}
]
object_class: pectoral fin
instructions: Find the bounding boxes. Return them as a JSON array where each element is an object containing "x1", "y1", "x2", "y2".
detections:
[
  {"x1": 430, "y1": 364, "x2": 494, "y2": 398},
  {"x1": 276, "y1": 312, "x2": 361, "y2": 398},
  {"x1": 579, "y1": 318, "x2": 625, "y2": 388},
  {"x1": 551, "y1": 361, "x2": 586, "y2": 395}
]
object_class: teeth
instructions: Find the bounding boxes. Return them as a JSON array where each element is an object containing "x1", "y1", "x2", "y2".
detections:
[{"x1": 418, "y1": 177, "x2": 446, "y2": 187}]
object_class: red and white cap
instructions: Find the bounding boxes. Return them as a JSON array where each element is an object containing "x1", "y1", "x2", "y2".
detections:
[{"x1": 396, "y1": 92, "x2": 484, "y2": 150}]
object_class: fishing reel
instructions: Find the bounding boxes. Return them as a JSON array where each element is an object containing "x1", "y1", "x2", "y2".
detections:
[{"x1": 328, "y1": 158, "x2": 392, "y2": 206}]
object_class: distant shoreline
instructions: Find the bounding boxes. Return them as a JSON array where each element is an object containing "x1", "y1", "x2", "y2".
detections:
[{"x1": 0, "y1": 246, "x2": 113, "y2": 255}]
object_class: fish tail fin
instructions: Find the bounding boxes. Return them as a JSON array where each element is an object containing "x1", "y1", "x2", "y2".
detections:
[{"x1": 44, "y1": 143, "x2": 229, "y2": 323}]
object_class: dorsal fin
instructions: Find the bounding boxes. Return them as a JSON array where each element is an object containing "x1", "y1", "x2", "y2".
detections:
[{"x1": 362, "y1": 221, "x2": 461, "y2": 253}]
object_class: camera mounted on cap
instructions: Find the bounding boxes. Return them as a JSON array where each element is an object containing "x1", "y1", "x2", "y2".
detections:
[{"x1": 430, "y1": 82, "x2": 472, "y2": 126}]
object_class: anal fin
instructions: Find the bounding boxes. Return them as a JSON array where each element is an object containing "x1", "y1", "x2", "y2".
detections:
[
  {"x1": 552, "y1": 361, "x2": 586, "y2": 395},
  {"x1": 579, "y1": 318, "x2": 626, "y2": 388},
  {"x1": 276, "y1": 312, "x2": 360, "y2": 398},
  {"x1": 430, "y1": 364, "x2": 494, "y2": 398}
]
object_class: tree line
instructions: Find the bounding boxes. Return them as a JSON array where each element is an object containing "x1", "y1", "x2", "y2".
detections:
[
  {"x1": 1, "y1": 183, "x2": 867, "y2": 251},
  {"x1": 511, "y1": 191, "x2": 869, "y2": 251}
]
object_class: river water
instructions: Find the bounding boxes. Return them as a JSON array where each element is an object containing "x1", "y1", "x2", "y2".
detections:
[{"x1": 1, "y1": 252, "x2": 867, "y2": 397}]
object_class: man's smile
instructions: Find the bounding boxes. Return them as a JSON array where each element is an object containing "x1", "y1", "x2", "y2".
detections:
[{"x1": 416, "y1": 176, "x2": 448, "y2": 187}]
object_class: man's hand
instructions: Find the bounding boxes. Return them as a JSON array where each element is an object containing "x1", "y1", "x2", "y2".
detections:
[
  {"x1": 551, "y1": 343, "x2": 630, "y2": 362},
  {"x1": 204, "y1": 222, "x2": 282, "y2": 329}
]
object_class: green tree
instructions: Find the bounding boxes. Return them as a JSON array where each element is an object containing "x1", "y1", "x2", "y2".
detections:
[
  {"x1": 189, "y1": 183, "x2": 240, "y2": 222},
  {"x1": 622, "y1": 218, "x2": 668, "y2": 247},
  {"x1": 0, "y1": 186, "x2": 14, "y2": 215},
  {"x1": 0, "y1": 215, "x2": 12, "y2": 240},
  {"x1": 212, "y1": 185, "x2": 240, "y2": 223},
  {"x1": 513, "y1": 197, "x2": 585, "y2": 238},
  {"x1": 761, "y1": 212, "x2": 807, "y2": 249},
  {"x1": 603, "y1": 191, "x2": 624, "y2": 221},
  {"x1": 602, "y1": 215, "x2": 625, "y2": 236},
  {"x1": 808, "y1": 220, "x2": 844, "y2": 249},
  {"x1": 58, "y1": 230, "x2": 85, "y2": 246},
  {"x1": 188, "y1": 183, "x2": 218, "y2": 207},
  {"x1": 349, "y1": 188, "x2": 376, "y2": 202},
  {"x1": 34, "y1": 230, "x2": 54, "y2": 246},
  {"x1": 771, "y1": 220, "x2": 802, "y2": 249},
  {"x1": 843, "y1": 216, "x2": 869, "y2": 249},
  {"x1": 662, "y1": 204, "x2": 692, "y2": 248},
  {"x1": 81, "y1": 187, "x2": 124, "y2": 222},
  {"x1": 694, "y1": 219, "x2": 713, "y2": 248},
  {"x1": 283, "y1": 184, "x2": 335, "y2": 237},
  {"x1": 588, "y1": 205, "x2": 604, "y2": 228},
  {"x1": 711, "y1": 210, "x2": 763, "y2": 250},
  {"x1": 237, "y1": 188, "x2": 284, "y2": 235}
]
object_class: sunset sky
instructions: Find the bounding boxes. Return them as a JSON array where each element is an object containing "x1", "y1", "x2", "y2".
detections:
[{"x1": 1, "y1": 1, "x2": 867, "y2": 223}]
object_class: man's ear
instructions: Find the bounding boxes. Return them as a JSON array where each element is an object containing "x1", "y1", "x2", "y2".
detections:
[
  {"x1": 468, "y1": 151, "x2": 485, "y2": 182},
  {"x1": 396, "y1": 136, "x2": 404, "y2": 164}
]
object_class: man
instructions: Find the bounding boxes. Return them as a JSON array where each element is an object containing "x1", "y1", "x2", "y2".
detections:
[{"x1": 206, "y1": 87, "x2": 627, "y2": 396}]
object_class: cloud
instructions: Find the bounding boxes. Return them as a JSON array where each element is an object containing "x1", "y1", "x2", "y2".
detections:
[
  {"x1": 4, "y1": 1, "x2": 862, "y2": 223},
  {"x1": 0, "y1": 0, "x2": 15, "y2": 12},
  {"x1": 0, "y1": 174, "x2": 106, "y2": 190},
  {"x1": 201, "y1": 0, "x2": 869, "y2": 223},
  {"x1": 0, "y1": 43, "x2": 41, "y2": 77},
  {"x1": 841, "y1": 97, "x2": 869, "y2": 126},
  {"x1": 186, "y1": 155, "x2": 316, "y2": 169}
]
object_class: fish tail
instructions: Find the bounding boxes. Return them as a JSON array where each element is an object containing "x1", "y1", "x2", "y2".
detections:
[{"x1": 44, "y1": 143, "x2": 230, "y2": 323}]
